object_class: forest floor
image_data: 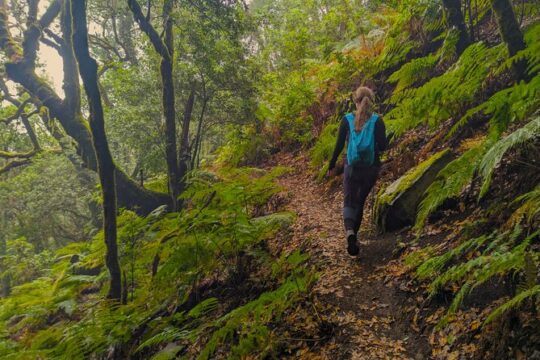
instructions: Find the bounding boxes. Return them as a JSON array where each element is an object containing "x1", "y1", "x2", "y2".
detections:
[{"x1": 268, "y1": 152, "x2": 432, "y2": 360}]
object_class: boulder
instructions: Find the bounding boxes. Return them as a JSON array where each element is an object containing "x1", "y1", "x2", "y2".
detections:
[
  {"x1": 252, "y1": 212, "x2": 296, "y2": 232},
  {"x1": 375, "y1": 149, "x2": 454, "y2": 232}
]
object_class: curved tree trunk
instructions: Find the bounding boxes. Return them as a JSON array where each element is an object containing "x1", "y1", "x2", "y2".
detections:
[
  {"x1": 71, "y1": 0, "x2": 121, "y2": 300},
  {"x1": 4, "y1": 62, "x2": 170, "y2": 214},
  {"x1": 0, "y1": 0, "x2": 170, "y2": 216},
  {"x1": 442, "y1": 0, "x2": 471, "y2": 56},
  {"x1": 490, "y1": 0, "x2": 529, "y2": 81}
]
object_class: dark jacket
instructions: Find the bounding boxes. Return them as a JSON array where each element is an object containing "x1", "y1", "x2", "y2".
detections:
[{"x1": 329, "y1": 114, "x2": 388, "y2": 170}]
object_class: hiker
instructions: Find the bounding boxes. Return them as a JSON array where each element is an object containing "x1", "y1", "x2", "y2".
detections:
[{"x1": 327, "y1": 86, "x2": 388, "y2": 256}]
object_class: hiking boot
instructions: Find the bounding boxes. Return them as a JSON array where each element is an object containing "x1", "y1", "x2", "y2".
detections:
[{"x1": 346, "y1": 230, "x2": 359, "y2": 256}]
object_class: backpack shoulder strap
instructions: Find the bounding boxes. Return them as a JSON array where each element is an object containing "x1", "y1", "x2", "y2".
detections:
[
  {"x1": 368, "y1": 113, "x2": 379, "y2": 124},
  {"x1": 344, "y1": 113, "x2": 355, "y2": 132}
]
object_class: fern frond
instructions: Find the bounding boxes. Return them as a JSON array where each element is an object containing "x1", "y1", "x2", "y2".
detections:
[
  {"x1": 484, "y1": 285, "x2": 540, "y2": 324},
  {"x1": 431, "y1": 230, "x2": 536, "y2": 316},
  {"x1": 416, "y1": 234, "x2": 490, "y2": 279},
  {"x1": 478, "y1": 116, "x2": 540, "y2": 197},
  {"x1": 447, "y1": 75, "x2": 540, "y2": 138},
  {"x1": 415, "y1": 141, "x2": 490, "y2": 233},
  {"x1": 197, "y1": 272, "x2": 312, "y2": 360},
  {"x1": 387, "y1": 53, "x2": 438, "y2": 94},
  {"x1": 386, "y1": 42, "x2": 505, "y2": 136},
  {"x1": 508, "y1": 183, "x2": 540, "y2": 225}
]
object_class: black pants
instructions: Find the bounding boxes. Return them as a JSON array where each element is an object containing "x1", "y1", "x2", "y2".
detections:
[{"x1": 343, "y1": 164, "x2": 379, "y2": 234}]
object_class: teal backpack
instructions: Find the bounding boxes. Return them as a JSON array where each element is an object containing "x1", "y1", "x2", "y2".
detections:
[{"x1": 345, "y1": 112, "x2": 378, "y2": 167}]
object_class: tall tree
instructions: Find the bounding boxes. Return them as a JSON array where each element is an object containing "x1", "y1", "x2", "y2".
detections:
[
  {"x1": 490, "y1": 0, "x2": 529, "y2": 81},
  {"x1": 128, "y1": 0, "x2": 180, "y2": 211},
  {"x1": 71, "y1": 0, "x2": 121, "y2": 300},
  {"x1": 178, "y1": 85, "x2": 195, "y2": 196},
  {"x1": 441, "y1": 0, "x2": 471, "y2": 56},
  {"x1": 0, "y1": 0, "x2": 170, "y2": 215}
]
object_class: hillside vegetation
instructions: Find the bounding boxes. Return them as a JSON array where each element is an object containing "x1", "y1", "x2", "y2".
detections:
[{"x1": 0, "y1": 0, "x2": 538, "y2": 358}]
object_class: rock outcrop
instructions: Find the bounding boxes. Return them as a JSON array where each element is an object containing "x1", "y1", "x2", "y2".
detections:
[{"x1": 375, "y1": 149, "x2": 454, "y2": 232}]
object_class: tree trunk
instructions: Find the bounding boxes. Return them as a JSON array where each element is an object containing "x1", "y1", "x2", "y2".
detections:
[
  {"x1": 191, "y1": 96, "x2": 208, "y2": 170},
  {"x1": 161, "y1": 17, "x2": 179, "y2": 211},
  {"x1": 491, "y1": 0, "x2": 529, "y2": 81},
  {"x1": 0, "y1": 1, "x2": 169, "y2": 216},
  {"x1": 128, "y1": 0, "x2": 179, "y2": 211},
  {"x1": 4, "y1": 64, "x2": 170, "y2": 214},
  {"x1": 178, "y1": 86, "x2": 196, "y2": 196},
  {"x1": 71, "y1": 0, "x2": 122, "y2": 300},
  {"x1": 442, "y1": 0, "x2": 471, "y2": 55}
]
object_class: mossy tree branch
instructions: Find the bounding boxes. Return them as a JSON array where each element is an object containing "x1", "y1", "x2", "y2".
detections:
[{"x1": 0, "y1": 0, "x2": 170, "y2": 214}]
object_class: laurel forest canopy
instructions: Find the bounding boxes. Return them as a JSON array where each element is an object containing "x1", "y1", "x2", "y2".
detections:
[{"x1": 0, "y1": 0, "x2": 538, "y2": 358}]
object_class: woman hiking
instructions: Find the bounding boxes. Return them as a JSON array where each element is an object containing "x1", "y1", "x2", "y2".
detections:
[{"x1": 327, "y1": 86, "x2": 388, "y2": 256}]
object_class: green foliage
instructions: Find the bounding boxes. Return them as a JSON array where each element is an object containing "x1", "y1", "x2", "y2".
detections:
[
  {"x1": 412, "y1": 226, "x2": 539, "y2": 326},
  {"x1": 0, "y1": 165, "x2": 310, "y2": 359},
  {"x1": 442, "y1": 231, "x2": 535, "y2": 316},
  {"x1": 197, "y1": 270, "x2": 312, "y2": 359},
  {"x1": 403, "y1": 245, "x2": 436, "y2": 270},
  {"x1": 0, "y1": 153, "x2": 95, "y2": 250},
  {"x1": 449, "y1": 75, "x2": 540, "y2": 139},
  {"x1": 510, "y1": 183, "x2": 540, "y2": 225},
  {"x1": 215, "y1": 125, "x2": 269, "y2": 167},
  {"x1": 415, "y1": 141, "x2": 491, "y2": 232},
  {"x1": 0, "y1": 237, "x2": 54, "y2": 287},
  {"x1": 415, "y1": 234, "x2": 490, "y2": 279},
  {"x1": 505, "y1": 22, "x2": 540, "y2": 76},
  {"x1": 311, "y1": 121, "x2": 340, "y2": 180},
  {"x1": 485, "y1": 284, "x2": 540, "y2": 324},
  {"x1": 387, "y1": 54, "x2": 438, "y2": 94},
  {"x1": 478, "y1": 116, "x2": 540, "y2": 197},
  {"x1": 386, "y1": 42, "x2": 506, "y2": 136}
]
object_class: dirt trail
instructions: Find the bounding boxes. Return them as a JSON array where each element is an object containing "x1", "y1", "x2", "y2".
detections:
[{"x1": 272, "y1": 153, "x2": 429, "y2": 359}]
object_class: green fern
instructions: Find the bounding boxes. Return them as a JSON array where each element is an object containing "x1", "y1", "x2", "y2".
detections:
[
  {"x1": 415, "y1": 141, "x2": 491, "y2": 233},
  {"x1": 311, "y1": 121, "x2": 340, "y2": 180},
  {"x1": 509, "y1": 182, "x2": 540, "y2": 224},
  {"x1": 416, "y1": 234, "x2": 490, "y2": 279},
  {"x1": 426, "y1": 229, "x2": 539, "y2": 326},
  {"x1": 386, "y1": 42, "x2": 505, "y2": 136},
  {"x1": 387, "y1": 53, "x2": 438, "y2": 94},
  {"x1": 485, "y1": 285, "x2": 540, "y2": 324},
  {"x1": 197, "y1": 272, "x2": 312, "y2": 360},
  {"x1": 478, "y1": 116, "x2": 540, "y2": 197},
  {"x1": 449, "y1": 75, "x2": 540, "y2": 139}
]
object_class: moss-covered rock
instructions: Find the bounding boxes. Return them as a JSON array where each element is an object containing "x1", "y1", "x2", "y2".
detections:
[
  {"x1": 252, "y1": 212, "x2": 296, "y2": 233},
  {"x1": 374, "y1": 149, "x2": 454, "y2": 232}
]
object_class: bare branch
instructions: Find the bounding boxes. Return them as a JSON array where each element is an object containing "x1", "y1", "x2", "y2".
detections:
[
  {"x1": 40, "y1": 35, "x2": 62, "y2": 53},
  {"x1": 20, "y1": 112, "x2": 41, "y2": 150},
  {"x1": 127, "y1": 0, "x2": 169, "y2": 59},
  {"x1": 22, "y1": 0, "x2": 60, "y2": 65},
  {"x1": 0, "y1": 98, "x2": 32, "y2": 124},
  {"x1": 146, "y1": 0, "x2": 151, "y2": 21}
]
